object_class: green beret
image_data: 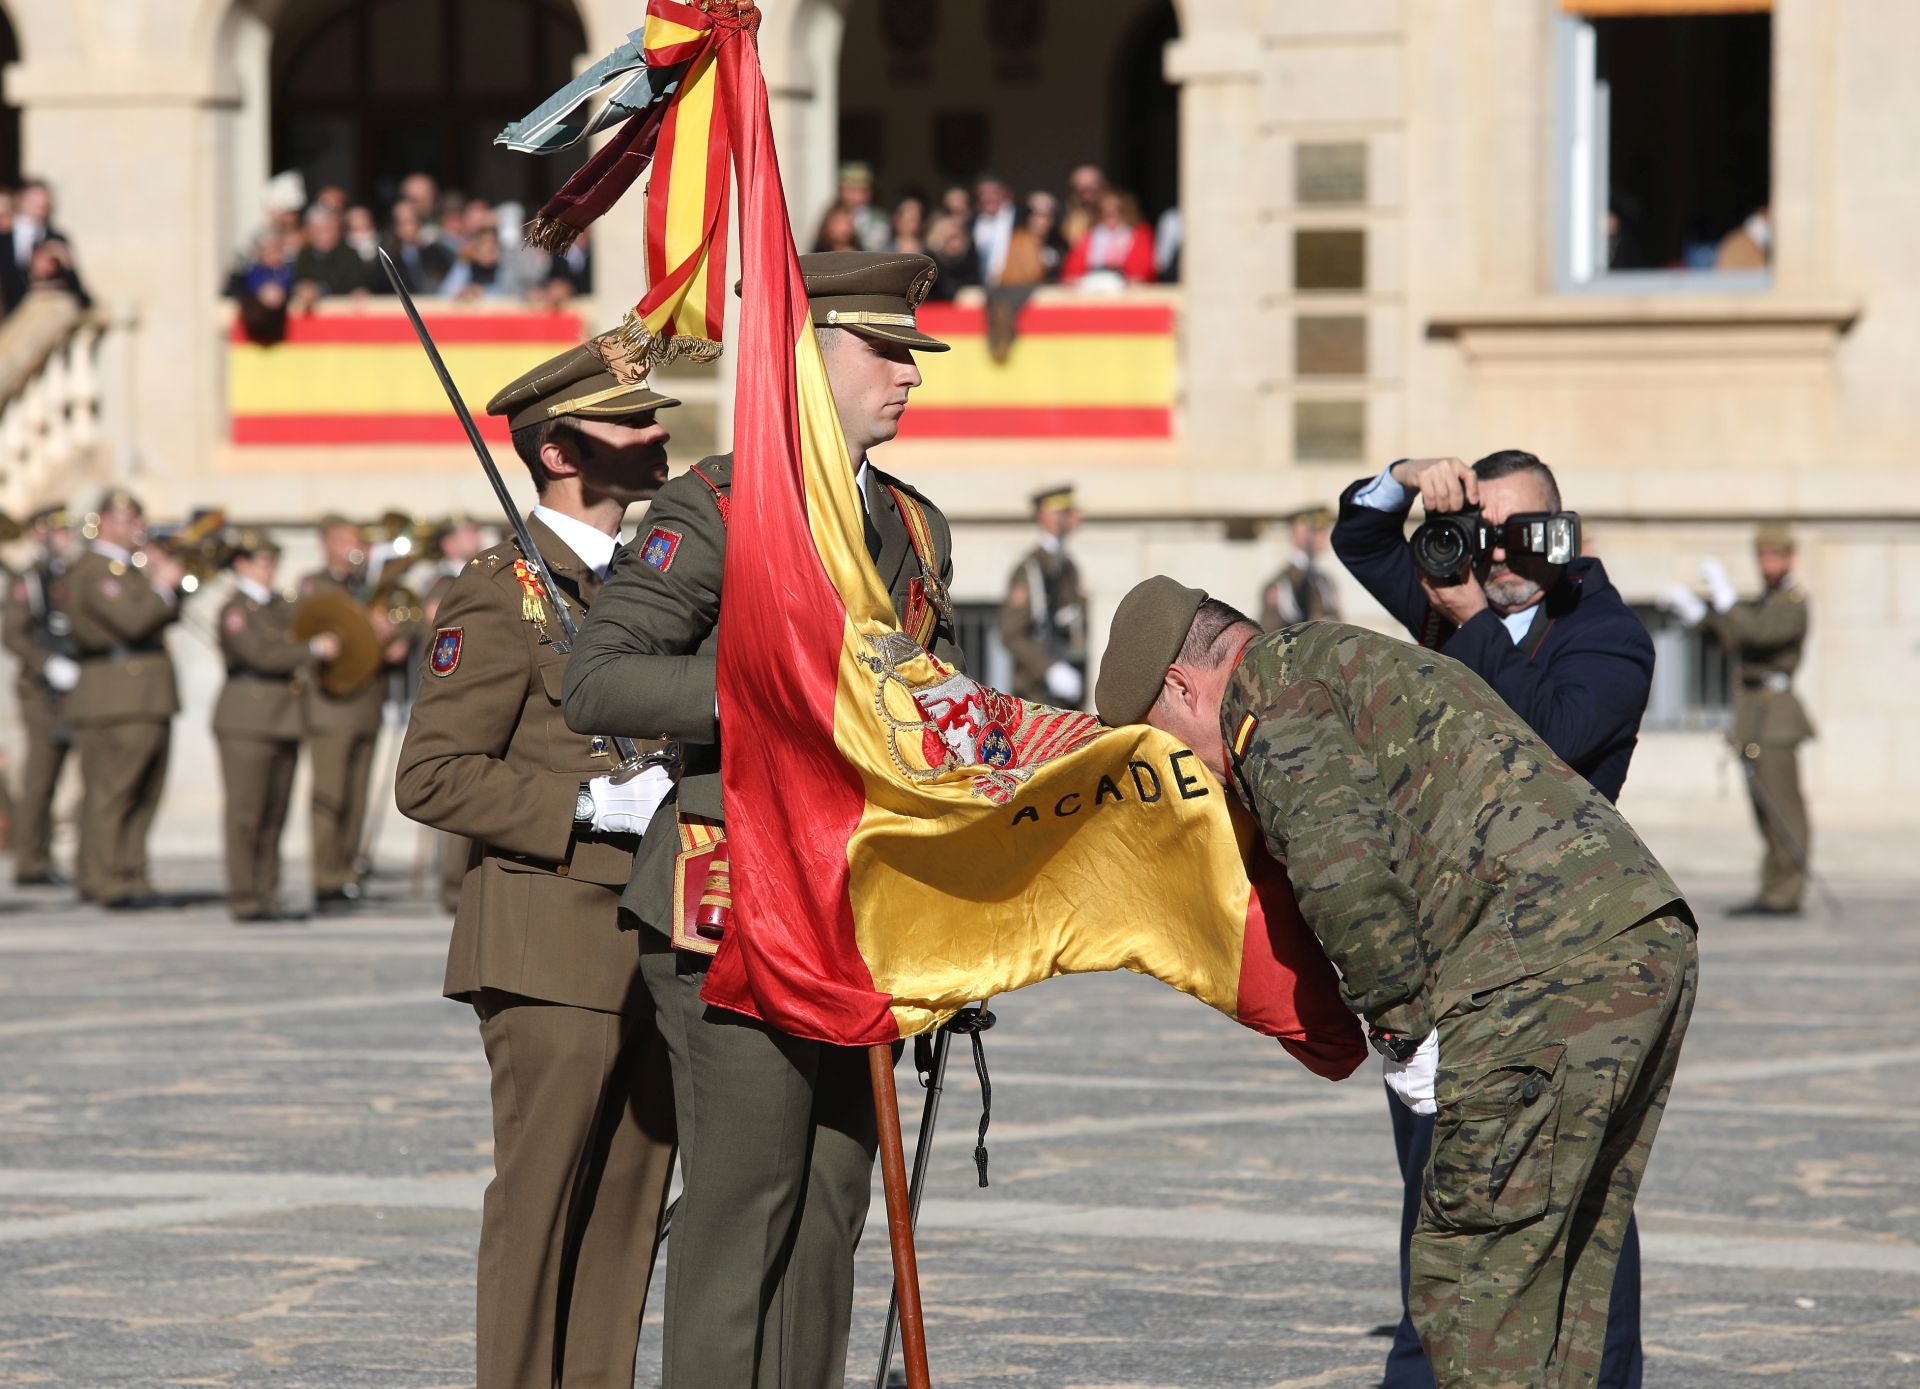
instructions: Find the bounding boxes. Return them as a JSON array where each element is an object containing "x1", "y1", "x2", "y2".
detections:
[
  {"x1": 801, "y1": 251, "x2": 949, "y2": 352},
  {"x1": 1095, "y1": 575, "x2": 1209, "y2": 728},
  {"x1": 486, "y1": 326, "x2": 682, "y2": 433},
  {"x1": 1754, "y1": 521, "x2": 1795, "y2": 552}
]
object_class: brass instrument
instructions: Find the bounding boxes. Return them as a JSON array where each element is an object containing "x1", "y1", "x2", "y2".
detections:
[
  {"x1": 137, "y1": 508, "x2": 232, "y2": 594},
  {"x1": 291, "y1": 511, "x2": 438, "y2": 698}
]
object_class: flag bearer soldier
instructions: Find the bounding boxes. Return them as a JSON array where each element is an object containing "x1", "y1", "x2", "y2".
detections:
[
  {"x1": 215, "y1": 529, "x2": 333, "y2": 923},
  {"x1": 564, "y1": 252, "x2": 961, "y2": 1389},
  {"x1": 999, "y1": 482, "x2": 1088, "y2": 706},
  {"x1": 1664, "y1": 522, "x2": 1815, "y2": 915},
  {"x1": 2, "y1": 504, "x2": 81, "y2": 886},
  {"x1": 394, "y1": 332, "x2": 683, "y2": 1389},
  {"x1": 1098, "y1": 584, "x2": 1698, "y2": 1389}
]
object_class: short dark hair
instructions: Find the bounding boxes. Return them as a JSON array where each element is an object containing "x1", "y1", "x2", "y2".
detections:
[
  {"x1": 1178, "y1": 597, "x2": 1259, "y2": 666},
  {"x1": 1472, "y1": 450, "x2": 1561, "y2": 512},
  {"x1": 510, "y1": 419, "x2": 586, "y2": 492}
]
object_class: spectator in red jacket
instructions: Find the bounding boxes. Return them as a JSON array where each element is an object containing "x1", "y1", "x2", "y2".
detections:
[{"x1": 1061, "y1": 190, "x2": 1156, "y2": 286}]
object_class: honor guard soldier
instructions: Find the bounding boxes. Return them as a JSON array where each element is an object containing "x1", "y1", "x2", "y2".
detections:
[
  {"x1": 422, "y1": 517, "x2": 488, "y2": 913},
  {"x1": 999, "y1": 483, "x2": 1088, "y2": 706},
  {"x1": 1663, "y1": 522, "x2": 1814, "y2": 915},
  {"x1": 215, "y1": 530, "x2": 333, "y2": 923},
  {"x1": 60, "y1": 489, "x2": 186, "y2": 909},
  {"x1": 2, "y1": 505, "x2": 81, "y2": 886},
  {"x1": 1259, "y1": 505, "x2": 1341, "y2": 629},
  {"x1": 564, "y1": 252, "x2": 962, "y2": 1389},
  {"x1": 299, "y1": 514, "x2": 410, "y2": 912},
  {"x1": 1099, "y1": 584, "x2": 1697, "y2": 1389},
  {"x1": 394, "y1": 332, "x2": 682, "y2": 1389}
]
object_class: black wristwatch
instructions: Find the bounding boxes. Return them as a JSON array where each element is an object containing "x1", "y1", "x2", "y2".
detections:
[
  {"x1": 573, "y1": 781, "x2": 595, "y2": 832},
  {"x1": 1368, "y1": 1025, "x2": 1423, "y2": 1064}
]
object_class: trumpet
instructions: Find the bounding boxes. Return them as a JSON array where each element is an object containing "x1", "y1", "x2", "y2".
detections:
[{"x1": 137, "y1": 508, "x2": 232, "y2": 593}]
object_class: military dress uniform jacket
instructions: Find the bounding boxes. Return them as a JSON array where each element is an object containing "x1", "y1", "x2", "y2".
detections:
[
  {"x1": 2, "y1": 562, "x2": 64, "y2": 700},
  {"x1": 61, "y1": 549, "x2": 179, "y2": 726},
  {"x1": 298, "y1": 570, "x2": 386, "y2": 736},
  {"x1": 998, "y1": 543, "x2": 1086, "y2": 702},
  {"x1": 395, "y1": 519, "x2": 650, "y2": 1014},
  {"x1": 1708, "y1": 578, "x2": 1814, "y2": 752},
  {"x1": 213, "y1": 591, "x2": 306, "y2": 740},
  {"x1": 563, "y1": 453, "x2": 962, "y2": 936},
  {"x1": 1221, "y1": 623, "x2": 1689, "y2": 1040}
]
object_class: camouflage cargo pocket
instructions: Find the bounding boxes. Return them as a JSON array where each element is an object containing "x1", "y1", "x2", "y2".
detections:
[{"x1": 1425, "y1": 1042, "x2": 1566, "y2": 1231}]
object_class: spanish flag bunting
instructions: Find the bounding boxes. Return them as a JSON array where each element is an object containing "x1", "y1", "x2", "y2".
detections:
[{"x1": 508, "y1": 1, "x2": 1364, "y2": 1079}]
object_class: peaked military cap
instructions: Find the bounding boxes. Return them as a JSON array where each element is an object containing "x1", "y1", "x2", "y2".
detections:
[
  {"x1": 95, "y1": 487, "x2": 145, "y2": 517},
  {"x1": 29, "y1": 504, "x2": 72, "y2": 529},
  {"x1": 317, "y1": 512, "x2": 355, "y2": 531},
  {"x1": 1754, "y1": 521, "x2": 1796, "y2": 552},
  {"x1": 487, "y1": 326, "x2": 682, "y2": 433},
  {"x1": 230, "y1": 526, "x2": 281, "y2": 558},
  {"x1": 801, "y1": 251, "x2": 949, "y2": 352},
  {"x1": 1032, "y1": 484, "x2": 1076, "y2": 514},
  {"x1": 1095, "y1": 575, "x2": 1210, "y2": 728}
]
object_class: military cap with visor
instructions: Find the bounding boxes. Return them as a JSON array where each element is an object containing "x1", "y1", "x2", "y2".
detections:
[
  {"x1": 1754, "y1": 521, "x2": 1796, "y2": 553},
  {"x1": 1031, "y1": 484, "x2": 1076, "y2": 514},
  {"x1": 799, "y1": 251, "x2": 950, "y2": 353},
  {"x1": 1095, "y1": 575, "x2": 1210, "y2": 728},
  {"x1": 94, "y1": 486, "x2": 145, "y2": 518},
  {"x1": 487, "y1": 326, "x2": 682, "y2": 432},
  {"x1": 229, "y1": 526, "x2": 282, "y2": 559},
  {"x1": 29, "y1": 504, "x2": 73, "y2": 530}
]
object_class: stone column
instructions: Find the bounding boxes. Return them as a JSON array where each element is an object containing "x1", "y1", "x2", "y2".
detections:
[{"x1": 1164, "y1": 27, "x2": 1265, "y2": 468}]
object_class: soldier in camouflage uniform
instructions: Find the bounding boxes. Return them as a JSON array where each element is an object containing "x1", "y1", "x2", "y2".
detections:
[{"x1": 1096, "y1": 578, "x2": 1698, "y2": 1389}]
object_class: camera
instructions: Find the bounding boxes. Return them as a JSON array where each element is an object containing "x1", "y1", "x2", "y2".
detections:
[
  {"x1": 1409, "y1": 507, "x2": 1489, "y2": 579},
  {"x1": 1409, "y1": 508, "x2": 1581, "y2": 580}
]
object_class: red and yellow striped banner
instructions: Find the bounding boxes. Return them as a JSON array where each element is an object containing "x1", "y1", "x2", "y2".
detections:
[{"x1": 228, "y1": 310, "x2": 581, "y2": 446}]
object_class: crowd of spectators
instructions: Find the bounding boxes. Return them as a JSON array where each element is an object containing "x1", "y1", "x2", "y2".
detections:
[
  {"x1": 226, "y1": 171, "x2": 592, "y2": 343},
  {"x1": 0, "y1": 178, "x2": 92, "y2": 319},
  {"x1": 810, "y1": 161, "x2": 1181, "y2": 296}
]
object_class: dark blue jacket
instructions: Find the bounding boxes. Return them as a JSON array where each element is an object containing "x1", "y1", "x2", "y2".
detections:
[{"x1": 1331, "y1": 477, "x2": 1653, "y2": 803}]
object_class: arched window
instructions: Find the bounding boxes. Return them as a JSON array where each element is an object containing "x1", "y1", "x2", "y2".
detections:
[{"x1": 272, "y1": 0, "x2": 586, "y2": 212}]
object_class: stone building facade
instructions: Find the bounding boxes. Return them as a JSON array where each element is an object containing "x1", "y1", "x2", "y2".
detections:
[{"x1": 1, "y1": 0, "x2": 1916, "y2": 861}]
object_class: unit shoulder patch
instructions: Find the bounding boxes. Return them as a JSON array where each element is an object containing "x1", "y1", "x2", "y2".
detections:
[
  {"x1": 641, "y1": 526, "x2": 683, "y2": 571},
  {"x1": 429, "y1": 626, "x2": 464, "y2": 676}
]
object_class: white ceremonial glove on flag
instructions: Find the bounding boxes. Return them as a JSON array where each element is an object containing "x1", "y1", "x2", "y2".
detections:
[
  {"x1": 1382, "y1": 1029, "x2": 1439, "y2": 1116},
  {"x1": 587, "y1": 765, "x2": 674, "y2": 835},
  {"x1": 42, "y1": 654, "x2": 80, "y2": 692},
  {"x1": 1699, "y1": 558, "x2": 1738, "y2": 614},
  {"x1": 1044, "y1": 660, "x2": 1084, "y2": 705},
  {"x1": 1659, "y1": 584, "x2": 1708, "y2": 627}
]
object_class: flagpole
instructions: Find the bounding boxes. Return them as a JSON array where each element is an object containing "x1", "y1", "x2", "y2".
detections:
[{"x1": 869, "y1": 1044, "x2": 932, "y2": 1389}]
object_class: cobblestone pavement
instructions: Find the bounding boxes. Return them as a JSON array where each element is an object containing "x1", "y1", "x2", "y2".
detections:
[{"x1": 1, "y1": 860, "x2": 1916, "y2": 1387}]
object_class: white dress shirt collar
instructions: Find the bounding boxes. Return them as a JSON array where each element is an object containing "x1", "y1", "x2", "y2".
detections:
[
  {"x1": 235, "y1": 576, "x2": 275, "y2": 606},
  {"x1": 91, "y1": 540, "x2": 133, "y2": 565},
  {"x1": 531, "y1": 505, "x2": 619, "y2": 579}
]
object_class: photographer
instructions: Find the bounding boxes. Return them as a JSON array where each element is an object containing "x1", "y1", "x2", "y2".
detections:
[{"x1": 1332, "y1": 451, "x2": 1655, "y2": 1389}]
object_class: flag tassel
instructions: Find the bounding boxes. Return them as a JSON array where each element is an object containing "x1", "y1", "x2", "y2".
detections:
[{"x1": 869, "y1": 1044, "x2": 933, "y2": 1389}]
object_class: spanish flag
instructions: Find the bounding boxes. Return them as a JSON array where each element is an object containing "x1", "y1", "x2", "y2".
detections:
[{"x1": 520, "y1": 3, "x2": 1364, "y2": 1079}]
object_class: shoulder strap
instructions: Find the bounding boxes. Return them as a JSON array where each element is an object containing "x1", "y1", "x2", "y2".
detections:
[
  {"x1": 691, "y1": 461, "x2": 731, "y2": 526},
  {"x1": 883, "y1": 482, "x2": 954, "y2": 631}
]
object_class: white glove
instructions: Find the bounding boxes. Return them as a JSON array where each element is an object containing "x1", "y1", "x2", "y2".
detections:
[
  {"x1": 1043, "y1": 660, "x2": 1084, "y2": 705},
  {"x1": 1382, "y1": 1029, "x2": 1438, "y2": 1116},
  {"x1": 1658, "y1": 583, "x2": 1707, "y2": 626},
  {"x1": 1699, "y1": 558, "x2": 1738, "y2": 614},
  {"x1": 586, "y1": 765, "x2": 673, "y2": 835},
  {"x1": 43, "y1": 654, "x2": 80, "y2": 692}
]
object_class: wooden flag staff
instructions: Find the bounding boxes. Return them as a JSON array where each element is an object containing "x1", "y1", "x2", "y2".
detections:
[{"x1": 869, "y1": 1044, "x2": 933, "y2": 1389}]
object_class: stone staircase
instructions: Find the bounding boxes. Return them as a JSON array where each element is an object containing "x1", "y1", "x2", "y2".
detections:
[{"x1": 0, "y1": 290, "x2": 110, "y2": 520}]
